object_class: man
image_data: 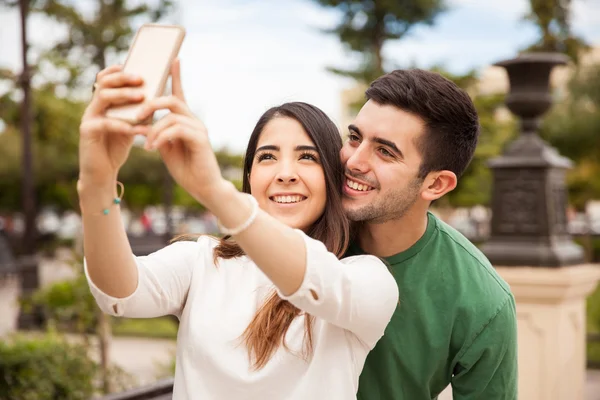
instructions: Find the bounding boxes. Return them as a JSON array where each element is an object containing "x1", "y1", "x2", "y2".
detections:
[{"x1": 343, "y1": 69, "x2": 518, "y2": 399}]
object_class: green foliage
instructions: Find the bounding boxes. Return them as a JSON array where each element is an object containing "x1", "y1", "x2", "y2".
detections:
[
  {"x1": 0, "y1": 84, "x2": 84, "y2": 212},
  {"x1": 312, "y1": 0, "x2": 447, "y2": 82},
  {"x1": 523, "y1": 0, "x2": 588, "y2": 63},
  {"x1": 111, "y1": 316, "x2": 179, "y2": 340},
  {"x1": 26, "y1": 252, "x2": 179, "y2": 340},
  {"x1": 215, "y1": 149, "x2": 244, "y2": 170},
  {"x1": 0, "y1": 332, "x2": 97, "y2": 400},
  {"x1": 28, "y1": 274, "x2": 98, "y2": 334}
]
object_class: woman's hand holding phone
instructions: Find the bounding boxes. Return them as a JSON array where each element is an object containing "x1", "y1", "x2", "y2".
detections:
[{"x1": 78, "y1": 66, "x2": 148, "y2": 186}]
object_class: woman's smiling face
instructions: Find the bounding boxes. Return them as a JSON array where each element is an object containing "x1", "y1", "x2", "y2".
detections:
[{"x1": 249, "y1": 117, "x2": 327, "y2": 231}]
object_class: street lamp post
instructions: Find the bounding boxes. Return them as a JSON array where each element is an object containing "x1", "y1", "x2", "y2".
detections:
[{"x1": 481, "y1": 52, "x2": 584, "y2": 267}]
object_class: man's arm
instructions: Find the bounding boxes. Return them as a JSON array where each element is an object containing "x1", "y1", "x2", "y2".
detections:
[{"x1": 451, "y1": 295, "x2": 518, "y2": 400}]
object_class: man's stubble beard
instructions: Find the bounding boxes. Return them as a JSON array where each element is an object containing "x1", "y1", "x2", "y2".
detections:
[{"x1": 345, "y1": 177, "x2": 423, "y2": 224}]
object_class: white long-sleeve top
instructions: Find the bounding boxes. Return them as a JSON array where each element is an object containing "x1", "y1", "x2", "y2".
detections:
[{"x1": 85, "y1": 231, "x2": 399, "y2": 400}]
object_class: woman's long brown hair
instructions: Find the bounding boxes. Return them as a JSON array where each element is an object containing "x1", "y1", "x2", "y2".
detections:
[{"x1": 177, "y1": 102, "x2": 349, "y2": 370}]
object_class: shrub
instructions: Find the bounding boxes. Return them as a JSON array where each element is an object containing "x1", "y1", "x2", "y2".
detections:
[
  {"x1": 28, "y1": 274, "x2": 98, "y2": 334},
  {"x1": 0, "y1": 333, "x2": 97, "y2": 400}
]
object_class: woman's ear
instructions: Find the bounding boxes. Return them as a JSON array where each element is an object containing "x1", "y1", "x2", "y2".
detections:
[{"x1": 420, "y1": 170, "x2": 457, "y2": 202}]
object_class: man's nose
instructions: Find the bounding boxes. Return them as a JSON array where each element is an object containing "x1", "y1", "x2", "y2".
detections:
[{"x1": 345, "y1": 144, "x2": 370, "y2": 174}]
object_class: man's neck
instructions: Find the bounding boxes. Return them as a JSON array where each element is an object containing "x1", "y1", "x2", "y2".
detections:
[{"x1": 358, "y1": 207, "x2": 429, "y2": 258}]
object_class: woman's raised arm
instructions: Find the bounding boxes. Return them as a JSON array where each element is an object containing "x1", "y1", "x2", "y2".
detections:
[{"x1": 79, "y1": 66, "x2": 196, "y2": 319}]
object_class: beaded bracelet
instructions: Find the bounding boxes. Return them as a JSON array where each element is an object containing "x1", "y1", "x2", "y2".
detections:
[
  {"x1": 217, "y1": 194, "x2": 259, "y2": 236},
  {"x1": 102, "y1": 181, "x2": 125, "y2": 215}
]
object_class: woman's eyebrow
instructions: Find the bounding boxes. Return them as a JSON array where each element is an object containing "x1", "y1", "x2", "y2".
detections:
[
  {"x1": 295, "y1": 145, "x2": 318, "y2": 152},
  {"x1": 256, "y1": 145, "x2": 279, "y2": 152}
]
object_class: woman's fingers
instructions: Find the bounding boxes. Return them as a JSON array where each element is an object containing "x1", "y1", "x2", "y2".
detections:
[
  {"x1": 95, "y1": 64, "x2": 122, "y2": 82},
  {"x1": 86, "y1": 66, "x2": 145, "y2": 118},
  {"x1": 89, "y1": 87, "x2": 145, "y2": 115},
  {"x1": 81, "y1": 117, "x2": 148, "y2": 137},
  {"x1": 97, "y1": 71, "x2": 143, "y2": 90},
  {"x1": 145, "y1": 114, "x2": 200, "y2": 150},
  {"x1": 152, "y1": 124, "x2": 186, "y2": 150},
  {"x1": 136, "y1": 95, "x2": 192, "y2": 122},
  {"x1": 145, "y1": 113, "x2": 176, "y2": 149},
  {"x1": 170, "y1": 58, "x2": 186, "y2": 102},
  {"x1": 152, "y1": 122, "x2": 207, "y2": 151}
]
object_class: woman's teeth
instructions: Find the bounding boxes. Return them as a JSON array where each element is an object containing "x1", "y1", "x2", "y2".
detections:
[
  {"x1": 346, "y1": 179, "x2": 372, "y2": 192},
  {"x1": 272, "y1": 195, "x2": 305, "y2": 204}
]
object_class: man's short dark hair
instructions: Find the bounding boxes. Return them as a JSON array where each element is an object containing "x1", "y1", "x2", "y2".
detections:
[{"x1": 365, "y1": 69, "x2": 480, "y2": 179}]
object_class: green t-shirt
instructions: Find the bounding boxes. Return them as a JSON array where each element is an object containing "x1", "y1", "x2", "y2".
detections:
[{"x1": 351, "y1": 212, "x2": 518, "y2": 400}]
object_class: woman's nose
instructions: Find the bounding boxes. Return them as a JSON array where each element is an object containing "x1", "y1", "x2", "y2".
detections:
[{"x1": 275, "y1": 163, "x2": 299, "y2": 184}]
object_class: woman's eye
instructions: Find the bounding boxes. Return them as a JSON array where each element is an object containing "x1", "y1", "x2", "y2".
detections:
[
  {"x1": 299, "y1": 152, "x2": 319, "y2": 162},
  {"x1": 257, "y1": 153, "x2": 275, "y2": 162}
]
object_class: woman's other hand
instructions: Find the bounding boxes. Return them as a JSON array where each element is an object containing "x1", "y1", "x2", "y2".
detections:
[{"x1": 137, "y1": 59, "x2": 229, "y2": 209}]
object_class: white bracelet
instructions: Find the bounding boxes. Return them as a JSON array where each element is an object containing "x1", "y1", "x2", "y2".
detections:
[{"x1": 217, "y1": 194, "x2": 259, "y2": 236}]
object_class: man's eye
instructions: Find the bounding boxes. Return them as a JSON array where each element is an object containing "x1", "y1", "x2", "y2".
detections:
[
  {"x1": 378, "y1": 148, "x2": 393, "y2": 157},
  {"x1": 348, "y1": 133, "x2": 360, "y2": 142}
]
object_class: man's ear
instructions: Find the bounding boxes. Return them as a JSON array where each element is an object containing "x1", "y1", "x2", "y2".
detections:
[{"x1": 420, "y1": 170, "x2": 457, "y2": 202}]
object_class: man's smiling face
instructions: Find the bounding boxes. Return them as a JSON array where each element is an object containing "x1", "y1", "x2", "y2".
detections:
[{"x1": 340, "y1": 100, "x2": 426, "y2": 224}]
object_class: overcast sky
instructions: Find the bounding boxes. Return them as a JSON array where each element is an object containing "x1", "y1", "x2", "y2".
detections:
[{"x1": 1, "y1": 0, "x2": 599, "y2": 152}]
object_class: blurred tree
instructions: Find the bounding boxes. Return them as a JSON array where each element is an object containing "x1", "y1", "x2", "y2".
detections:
[
  {"x1": 0, "y1": 81, "x2": 84, "y2": 213},
  {"x1": 215, "y1": 149, "x2": 245, "y2": 171},
  {"x1": 0, "y1": 0, "x2": 179, "y2": 215},
  {"x1": 541, "y1": 62, "x2": 600, "y2": 209},
  {"x1": 0, "y1": 0, "x2": 175, "y2": 88},
  {"x1": 0, "y1": 3, "x2": 172, "y2": 393},
  {"x1": 311, "y1": 0, "x2": 447, "y2": 83},
  {"x1": 523, "y1": 0, "x2": 588, "y2": 63}
]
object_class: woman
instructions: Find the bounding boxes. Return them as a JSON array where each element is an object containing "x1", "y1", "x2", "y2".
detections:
[{"x1": 79, "y1": 60, "x2": 398, "y2": 399}]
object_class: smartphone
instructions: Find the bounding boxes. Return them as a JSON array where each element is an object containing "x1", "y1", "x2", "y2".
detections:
[{"x1": 106, "y1": 23, "x2": 186, "y2": 125}]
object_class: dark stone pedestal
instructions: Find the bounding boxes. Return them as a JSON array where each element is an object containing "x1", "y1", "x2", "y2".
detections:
[{"x1": 481, "y1": 52, "x2": 584, "y2": 267}]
